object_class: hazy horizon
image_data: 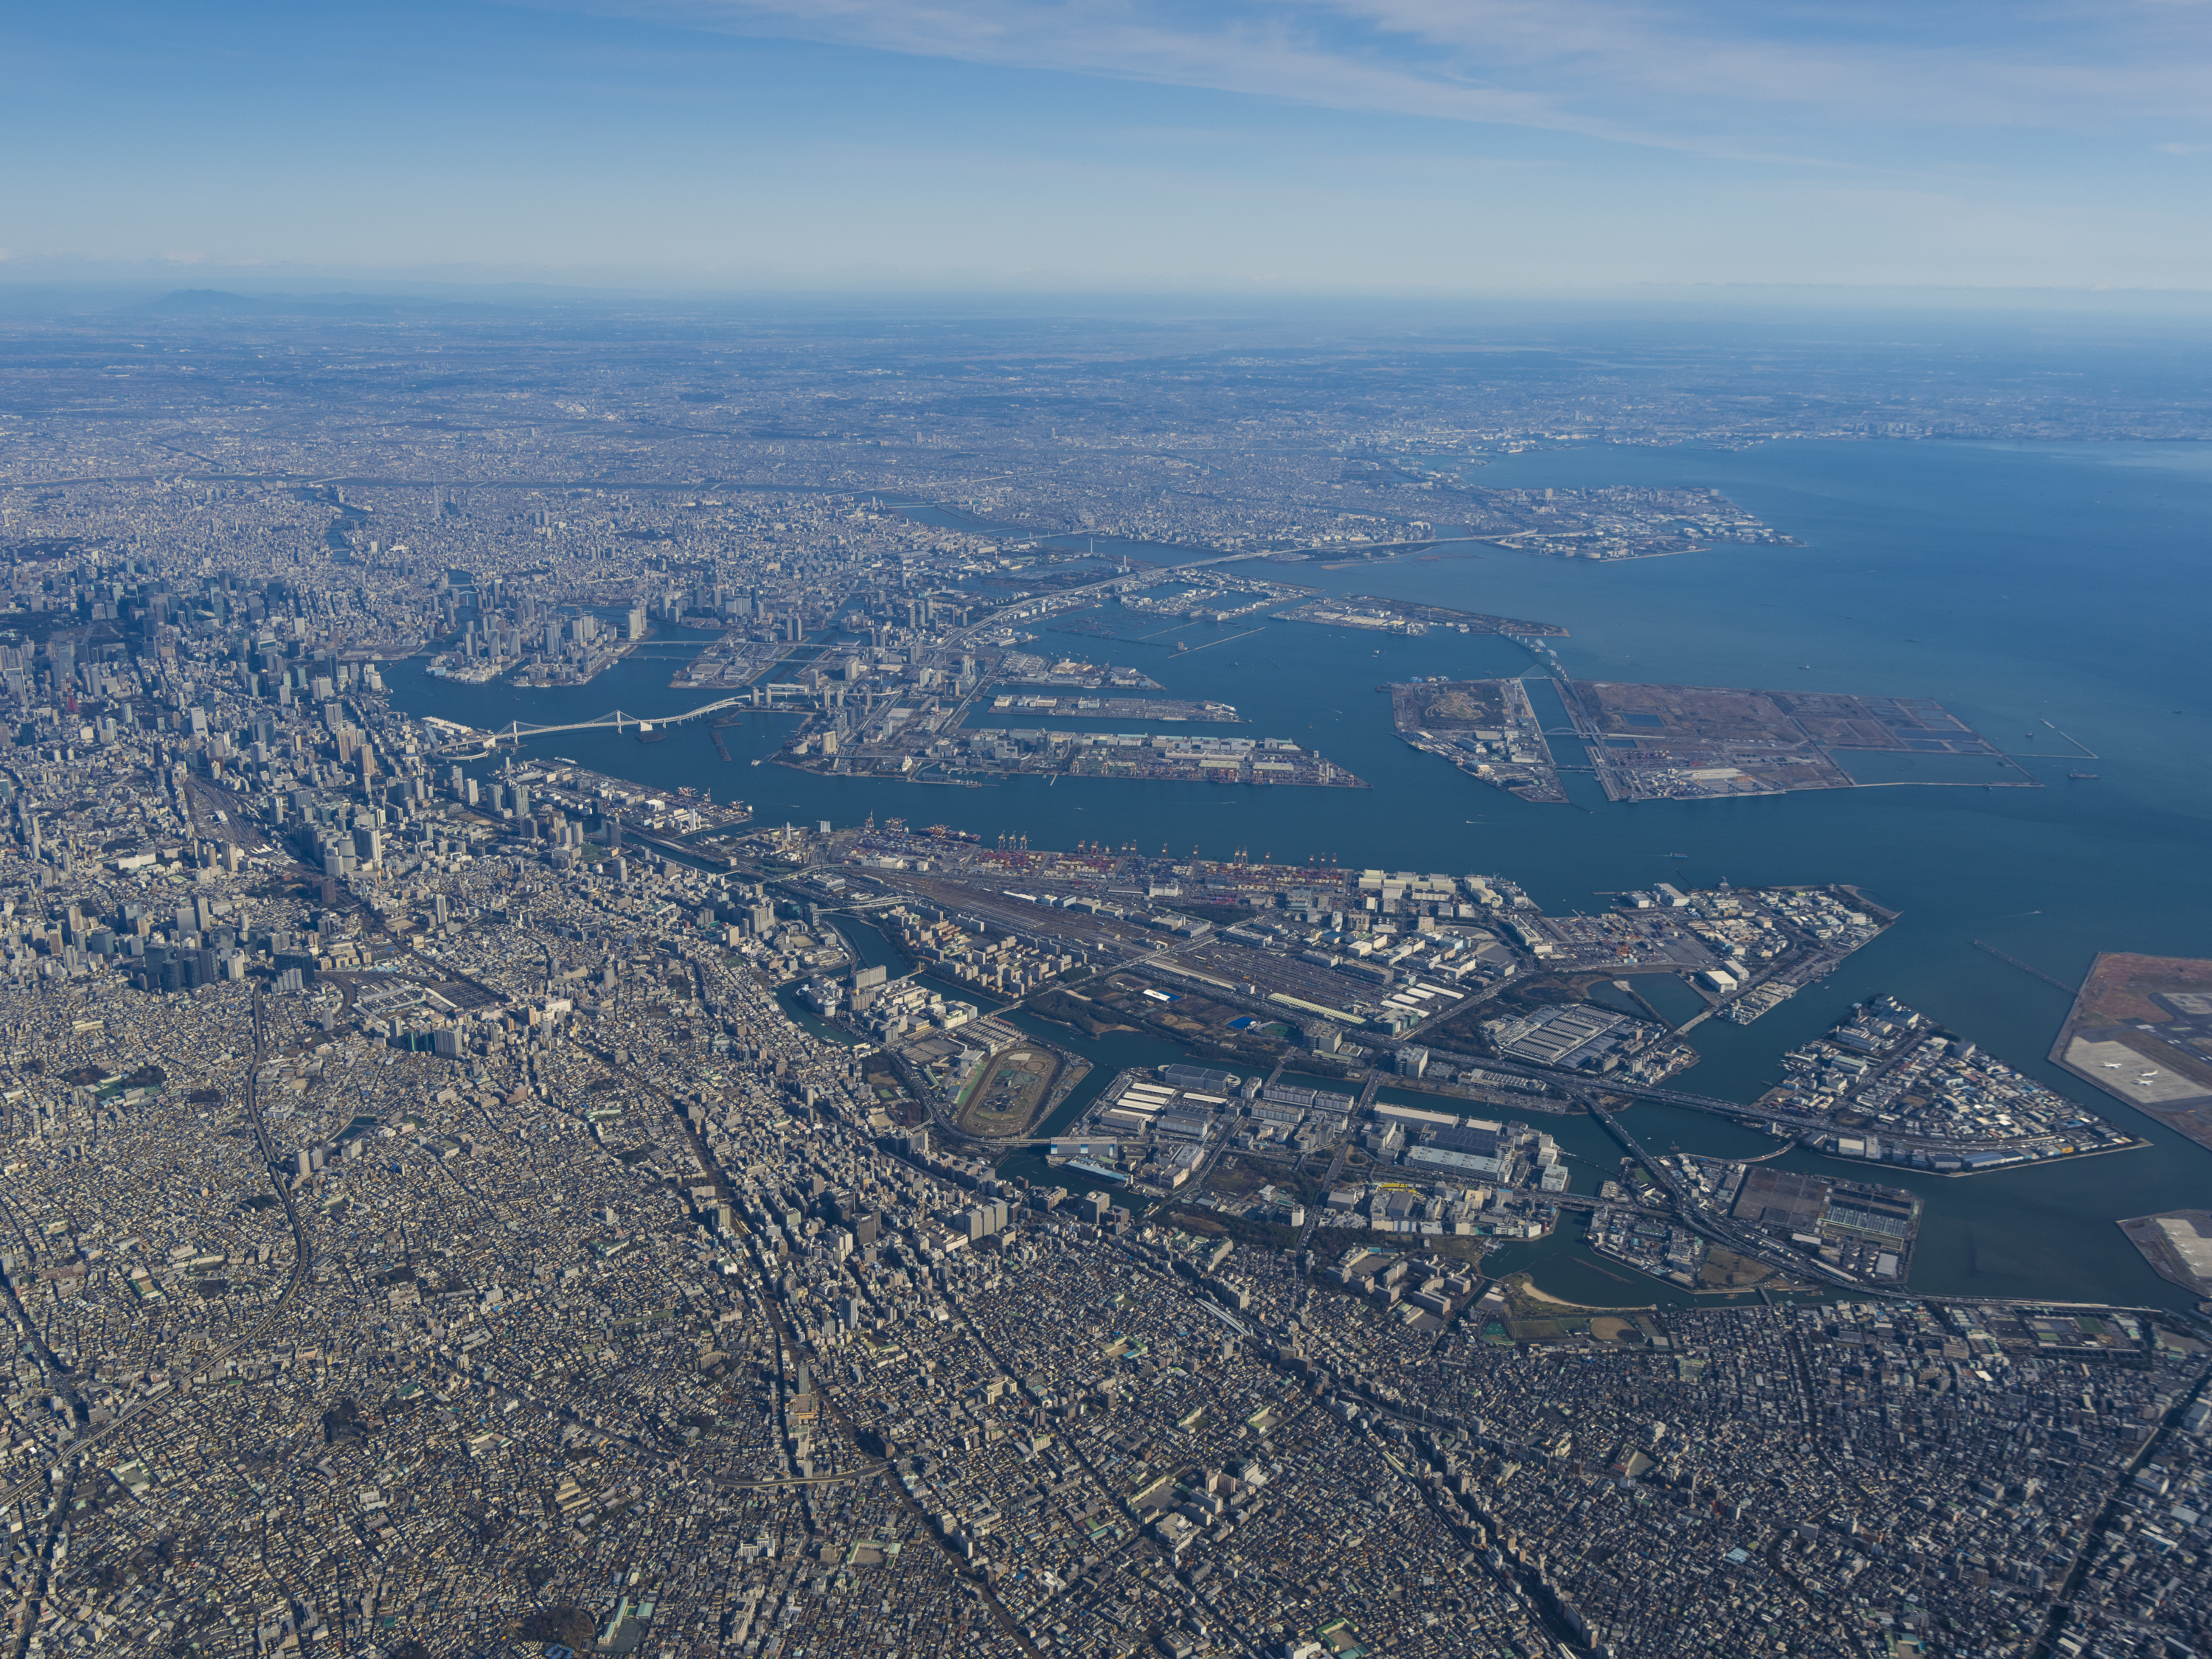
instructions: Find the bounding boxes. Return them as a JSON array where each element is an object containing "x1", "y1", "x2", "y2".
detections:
[{"x1": 8, "y1": 0, "x2": 2212, "y2": 295}]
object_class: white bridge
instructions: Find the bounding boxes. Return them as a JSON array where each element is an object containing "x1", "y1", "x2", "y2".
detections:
[{"x1": 428, "y1": 696, "x2": 752, "y2": 754}]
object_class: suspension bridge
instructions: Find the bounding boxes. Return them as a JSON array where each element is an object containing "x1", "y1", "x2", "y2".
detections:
[{"x1": 425, "y1": 695, "x2": 757, "y2": 754}]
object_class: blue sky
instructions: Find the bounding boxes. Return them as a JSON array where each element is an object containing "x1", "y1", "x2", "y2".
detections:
[{"x1": 4, "y1": 0, "x2": 2210, "y2": 292}]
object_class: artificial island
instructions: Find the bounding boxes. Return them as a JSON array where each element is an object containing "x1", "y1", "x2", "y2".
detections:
[{"x1": 1394, "y1": 679, "x2": 2038, "y2": 804}]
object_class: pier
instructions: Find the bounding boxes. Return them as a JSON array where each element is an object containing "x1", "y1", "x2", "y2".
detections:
[{"x1": 1972, "y1": 939, "x2": 2081, "y2": 995}]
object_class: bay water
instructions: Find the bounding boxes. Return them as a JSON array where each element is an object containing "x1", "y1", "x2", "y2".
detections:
[{"x1": 387, "y1": 439, "x2": 2212, "y2": 1309}]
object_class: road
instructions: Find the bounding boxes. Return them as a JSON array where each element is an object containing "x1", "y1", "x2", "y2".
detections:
[
  {"x1": 665, "y1": 1078, "x2": 1046, "y2": 1659},
  {"x1": 1585, "y1": 1102, "x2": 1881, "y2": 1295},
  {"x1": 929, "y1": 548, "x2": 1272, "y2": 661},
  {"x1": 2033, "y1": 1361, "x2": 2212, "y2": 1659}
]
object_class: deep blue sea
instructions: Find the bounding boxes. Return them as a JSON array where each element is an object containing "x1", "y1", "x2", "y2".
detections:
[{"x1": 389, "y1": 439, "x2": 2212, "y2": 1310}]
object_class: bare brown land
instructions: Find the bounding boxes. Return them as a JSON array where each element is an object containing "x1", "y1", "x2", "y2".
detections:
[
  {"x1": 1697, "y1": 1245, "x2": 1793, "y2": 1292},
  {"x1": 1572, "y1": 683, "x2": 2003, "y2": 754},
  {"x1": 2118, "y1": 1210, "x2": 2212, "y2": 1299},
  {"x1": 1560, "y1": 681, "x2": 2027, "y2": 804},
  {"x1": 2063, "y1": 952, "x2": 2212, "y2": 1028},
  {"x1": 2052, "y1": 953, "x2": 2212, "y2": 1151},
  {"x1": 1390, "y1": 677, "x2": 2022, "y2": 807}
]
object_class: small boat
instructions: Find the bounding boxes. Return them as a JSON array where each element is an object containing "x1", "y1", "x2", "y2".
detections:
[{"x1": 2069, "y1": 772, "x2": 2098, "y2": 780}]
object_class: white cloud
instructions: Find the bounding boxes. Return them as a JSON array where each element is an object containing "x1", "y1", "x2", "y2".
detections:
[{"x1": 537, "y1": 0, "x2": 2212, "y2": 147}]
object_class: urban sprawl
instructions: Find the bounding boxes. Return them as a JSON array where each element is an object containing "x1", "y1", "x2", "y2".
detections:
[{"x1": 0, "y1": 308, "x2": 2200, "y2": 1659}]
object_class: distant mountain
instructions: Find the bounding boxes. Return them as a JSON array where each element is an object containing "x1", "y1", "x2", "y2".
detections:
[
  {"x1": 132, "y1": 288, "x2": 281, "y2": 314},
  {"x1": 122, "y1": 288, "x2": 510, "y2": 319}
]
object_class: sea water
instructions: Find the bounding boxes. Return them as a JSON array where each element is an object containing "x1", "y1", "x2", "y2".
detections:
[{"x1": 388, "y1": 439, "x2": 2212, "y2": 1307}]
